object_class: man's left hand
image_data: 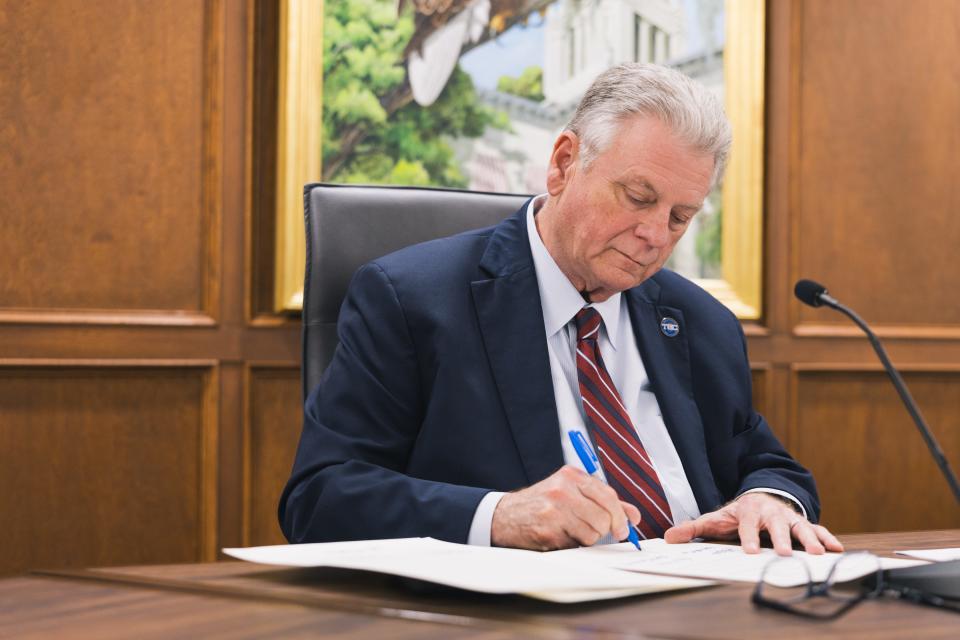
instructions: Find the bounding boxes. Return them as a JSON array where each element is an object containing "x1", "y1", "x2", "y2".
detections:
[{"x1": 663, "y1": 493, "x2": 844, "y2": 556}]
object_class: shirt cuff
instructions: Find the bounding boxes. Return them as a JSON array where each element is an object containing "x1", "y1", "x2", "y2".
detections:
[
  {"x1": 738, "y1": 487, "x2": 808, "y2": 520},
  {"x1": 466, "y1": 491, "x2": 506, "y2": 546}
]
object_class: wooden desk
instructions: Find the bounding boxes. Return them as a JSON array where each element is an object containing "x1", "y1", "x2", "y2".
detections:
[{"x1": 2, "y1": 530, "x2": 957, "y2": 639}]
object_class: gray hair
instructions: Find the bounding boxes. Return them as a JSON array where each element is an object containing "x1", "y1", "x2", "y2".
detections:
[{"x1": 566, "y1": 63, "x2": 732, "y2": 187}]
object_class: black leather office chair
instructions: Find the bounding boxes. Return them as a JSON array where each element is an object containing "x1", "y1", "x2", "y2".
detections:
[{"x1": 301, "y1": 183, "x2": 531, "y2": 399}]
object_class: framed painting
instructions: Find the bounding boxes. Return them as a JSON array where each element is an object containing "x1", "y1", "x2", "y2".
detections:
[{"x1": 271, "y1": 0, "x2": 763, "y2": 320}]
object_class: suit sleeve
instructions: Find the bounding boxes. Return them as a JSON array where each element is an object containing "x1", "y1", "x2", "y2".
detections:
[
  {"x1": 724, "y1": 321, "x2": 822, "y2": 521},
  {"x1": 278, "y1": 262, "x2": 489, "y2": 544}
]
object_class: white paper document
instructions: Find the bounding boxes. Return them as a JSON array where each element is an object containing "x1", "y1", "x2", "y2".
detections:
[
  {"x1": 895, "y1": 548, "x2": 960, "y2": 562},
  {"x1": 223, "y1": 537, "x2": 713, "y2": 603},
  {"x1": 548, "y1": 539, "x2": 928, "y2": 587}
]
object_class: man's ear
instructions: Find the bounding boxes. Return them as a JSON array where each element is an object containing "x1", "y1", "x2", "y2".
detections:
[{"x1": 546, "y1": 131, "x2": 580, "y2": 196}]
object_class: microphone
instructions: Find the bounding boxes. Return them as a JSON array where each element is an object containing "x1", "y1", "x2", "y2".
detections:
[
  {"x1": 794, "y1": 279, "x2": 836, "y2": 308},
  {"x1": 794, "y1": 279, "x2": 960, "y2": 505}
]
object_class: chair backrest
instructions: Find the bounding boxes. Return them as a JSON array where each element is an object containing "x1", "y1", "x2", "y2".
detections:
[{"x1": 301, "y1": 183, "x2": 531, "y2": 398}]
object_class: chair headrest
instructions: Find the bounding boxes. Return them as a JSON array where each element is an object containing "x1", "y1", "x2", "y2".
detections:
[{"x1": 301, "y1": 183, "x2": 531, "y2": 398}]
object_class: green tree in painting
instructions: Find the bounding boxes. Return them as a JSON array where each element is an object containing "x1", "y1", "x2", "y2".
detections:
[
  {"x1": 497, "y1": 66, "x2": 545, "y2": 102},
  {"x1": 323, "y1": 0, "x2": 502, "y2": 186}
]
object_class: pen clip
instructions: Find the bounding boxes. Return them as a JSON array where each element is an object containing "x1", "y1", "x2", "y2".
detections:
[{"x1": 569, "y1": 430, "x2": 601, "y2": 475}]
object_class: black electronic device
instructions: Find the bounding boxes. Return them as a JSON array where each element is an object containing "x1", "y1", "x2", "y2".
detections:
[{"x1": 861, "y1": 559, "x2": 960, "y2": 613}]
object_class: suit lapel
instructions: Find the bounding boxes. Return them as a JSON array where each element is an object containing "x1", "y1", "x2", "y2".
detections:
[
  {"x1": 626, "y1": 284, "x2": 723, "y2": 513},
  {"x1": 471, "y1": 209, "x2": 564, "y2": 484}
]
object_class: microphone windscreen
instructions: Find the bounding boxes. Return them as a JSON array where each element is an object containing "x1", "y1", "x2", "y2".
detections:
[{"x1": 794, "y1": 279, "x2": 827, "y2": 307}]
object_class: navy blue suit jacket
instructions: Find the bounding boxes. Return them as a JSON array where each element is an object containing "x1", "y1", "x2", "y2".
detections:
[{"x1": 279, "y1": 206, "x2": 820, "y2": 544}]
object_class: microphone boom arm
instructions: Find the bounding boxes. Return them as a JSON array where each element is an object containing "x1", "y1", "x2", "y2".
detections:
[{"x1": 818, "y1": 294, "x2": 960, "y2": 506}]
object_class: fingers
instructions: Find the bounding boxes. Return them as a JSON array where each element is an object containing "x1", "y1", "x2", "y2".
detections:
[
  {"x1": 664, "y1": 511, "x2": 738, "y2": 544},
  {"x1": 561, "y1": 511, "x2": 605, "y2": 547},
  {"x1": 814, "y1": 524, "x2": 844, "y2": 552},
  {"x1": 664, "y1": 519, "x2": 701, "y2": 544},
  {"x1": 736, "y1": 512, "x2": 762, "y2": 554},
  {"x1": 733, "y1": 493, "x2": 794, "y2": 556},
  {"x1": 548, "y1": 468, "x2": 617, "y2": 546},
  {"x1": 780, "y1": 520, "x2": 843, "y2": 556},
  {"x1": 578, "y1": 477, "x2": 630, "y2": 540},
  {"x1": 491, "y1": 466, "x2": 643, "y2": 550},
  {"x1": 766, "y1": 516, "x2": 794, "y2": 556},
  {"x1": 731, "y1": 494, "x2": 844, "y2": 556},
  {"x1": 566, "y1": 487, "x2": 615, "y2": 541},
  {"x1": 662, "y1": 493, "x2": 845, "y2": 559},
  {"x1": 619, "y1": 501, "x2": 641, "y2": 527},
  {"x1": 789, "y1": 520, "x2": 825, "y2": 555},
  {"x1": 757, "y1": 515, "x2": 840, "y2": 556}
]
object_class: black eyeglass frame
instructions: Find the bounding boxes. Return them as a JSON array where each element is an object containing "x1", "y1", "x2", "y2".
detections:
[{"x1": 751, "y1": 552, "x2": 886, "y2": 621}]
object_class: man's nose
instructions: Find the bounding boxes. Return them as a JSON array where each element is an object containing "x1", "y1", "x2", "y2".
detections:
[{"x1": 634, "y1": 205, "x2": 672, "y2": 248}]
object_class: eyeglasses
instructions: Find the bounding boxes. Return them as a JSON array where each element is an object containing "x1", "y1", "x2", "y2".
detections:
[
  {"x1": 752, "y1": 552, "x2": 885, "y2": 620},
  {"x1": 754, "y1": 551, "x2": 960, "y2": 620}
]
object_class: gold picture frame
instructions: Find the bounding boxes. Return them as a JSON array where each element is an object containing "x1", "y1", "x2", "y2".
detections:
[
  {"x1": 272, "y1": 0, "x2": 764, "y2": 320},
  {"x1": 273, "y1": 0, "x2": 323, "y2": 312},
  {"x1": 712, "y1": 0, "x2": 764, "y2": 319}
]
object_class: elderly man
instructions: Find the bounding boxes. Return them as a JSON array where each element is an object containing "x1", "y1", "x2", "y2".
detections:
[{"x1": 280, "y1": 63, "x2": 842, "y2": 556}]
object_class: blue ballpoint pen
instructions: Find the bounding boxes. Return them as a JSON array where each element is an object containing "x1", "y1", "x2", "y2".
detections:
[{"x1": 568, "y1": 430, "x2": 643, "y2": 550}]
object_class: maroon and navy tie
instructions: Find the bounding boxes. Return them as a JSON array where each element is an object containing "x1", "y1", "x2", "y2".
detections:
[{"x1": 574, "y1": 306, "x2": 674, "y2": 539}]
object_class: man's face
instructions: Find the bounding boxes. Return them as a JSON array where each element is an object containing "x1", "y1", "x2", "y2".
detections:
[{"x1": 537, "y1": 116, "x2": 715, "y2": 302}]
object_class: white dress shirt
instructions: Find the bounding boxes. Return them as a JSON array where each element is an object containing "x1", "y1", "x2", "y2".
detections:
[{"x1": 466, "y1": 196, "x2": 803, "y2": 545}]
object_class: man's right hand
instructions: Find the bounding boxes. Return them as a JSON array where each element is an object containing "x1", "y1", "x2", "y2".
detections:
[{"x1": 490, "y1": 465, "x2": 641, "y2": 551}]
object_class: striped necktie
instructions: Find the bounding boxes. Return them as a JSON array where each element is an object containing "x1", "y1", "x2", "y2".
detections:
[{"x1": 574, "y1": 306, "x2": 674, "y2": 539}]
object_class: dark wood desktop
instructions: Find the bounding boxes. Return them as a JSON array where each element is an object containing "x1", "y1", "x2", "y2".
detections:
[{"x1": 2, "y1": 530, "x2": 957, "y2": 639}]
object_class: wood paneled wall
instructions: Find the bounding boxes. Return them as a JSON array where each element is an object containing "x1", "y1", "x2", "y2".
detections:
[
  {"x1": 0, "y1": 0, "x2": 957, "y2": 575},
  {"x1": 755, "y1": 0, "x2": 960, "y2": 532},
  {"x1": 0, "y1": 0, "x2": 300, "y2": 576}
]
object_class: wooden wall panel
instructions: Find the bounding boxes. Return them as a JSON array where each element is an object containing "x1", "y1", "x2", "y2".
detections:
[
  {"x1": 245, "y1": 366, "x2": 301, "y2": 546},
  {"x1": 748, "y1": 0, "x2": 960, "y2": 536},
  {"x1": 794, "y1": 0, "x2": 960, "y2": 330},
  {"x1": 792, "y1": 369, "x2": 960, "y2": 534},
  {"x1": 750, "y1": 367, "x2": 770, "y2": 426},
  {"x1": 0, "y1": 364, "x2": 217, "y2": 575},
  {"x1": 0, "y1": 0, "x2": 308, "y2": 577},
  {"x1": 0, "y1": 0, "x2": 218, "y2": 318}
]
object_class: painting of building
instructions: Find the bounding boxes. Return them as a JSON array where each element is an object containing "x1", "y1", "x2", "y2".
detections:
[{"x1": 454, "y1": 0, "x2": 725, "y2": 276}]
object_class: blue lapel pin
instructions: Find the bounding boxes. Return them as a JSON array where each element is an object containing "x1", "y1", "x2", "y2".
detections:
[{"x1": 660, "y1": 316, "x2": 680, "y2": 338}]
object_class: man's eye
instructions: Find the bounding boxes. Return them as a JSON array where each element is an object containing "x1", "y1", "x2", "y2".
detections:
[{"x1": 670, "y1": 214, "x2": 690, "y2": 227}]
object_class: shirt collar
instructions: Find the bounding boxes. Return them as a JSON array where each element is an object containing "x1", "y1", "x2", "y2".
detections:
[{"x1": 526, "y1": 195, "x2": 623, "y2": 349}]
